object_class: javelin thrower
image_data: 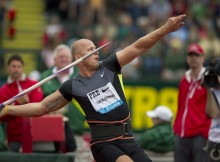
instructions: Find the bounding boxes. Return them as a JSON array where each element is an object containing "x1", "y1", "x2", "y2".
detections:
[{"x1": 0, "y1": 14, "x2": 186, "y2": 162}]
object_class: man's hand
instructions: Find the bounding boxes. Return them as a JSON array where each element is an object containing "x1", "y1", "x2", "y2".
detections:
[
  {"x1": 163, "y1": 14, "x2": 186, "y2": 33},
  {"x1": 0, "y1": 106, "x2": 9, "y2": 118}
]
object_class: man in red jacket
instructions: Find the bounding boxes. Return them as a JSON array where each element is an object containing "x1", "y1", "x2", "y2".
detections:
[
  {"x1": 173, "y1": 44, "x2": 211, "y2": 162},
  {"x1": 0, "y1": 55, "x2": 43, "y2": 152}
]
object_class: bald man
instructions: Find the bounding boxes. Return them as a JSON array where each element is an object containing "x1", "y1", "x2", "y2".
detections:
[
  {"x1": 0, "y1": 14, "x2": 186, "y2": 162},
  {"x1": 39, "y1": 44, "x2": 83, "y2": 153}
]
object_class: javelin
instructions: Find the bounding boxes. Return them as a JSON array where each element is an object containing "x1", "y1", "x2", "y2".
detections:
[{"x1": 0, "y1": 42, "x2": 112, "y2": 109}]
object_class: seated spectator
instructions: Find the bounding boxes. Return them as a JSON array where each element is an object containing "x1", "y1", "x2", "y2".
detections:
[
  {"x1": 42, "y1": 15, "x2": 67, "y2": 68},
  {"x1": 39, "y1": 44, "x2": 84, "y2": 153},
  {"x1": 138, "y1": 105, "x2": 175, "y2": 153}
]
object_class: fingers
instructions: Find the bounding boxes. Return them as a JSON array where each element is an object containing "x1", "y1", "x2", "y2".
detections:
[
  {"x1": 177, "y1": 14, "x2": 186, "y2": 24},
  {"x1": 165, "y1": 14, "x2": 186, "y2": 33},
  {"x1": 171, "y1": 14, "x2": 186, "y2": 21},
  {"x1": 171, "y1": 14, "x2": 186, "y2": 23}
]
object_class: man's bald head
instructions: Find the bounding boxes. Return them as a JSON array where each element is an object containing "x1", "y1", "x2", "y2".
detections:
[{"x1": 71, "y1": 39, "x2": 95, "y2": 60}]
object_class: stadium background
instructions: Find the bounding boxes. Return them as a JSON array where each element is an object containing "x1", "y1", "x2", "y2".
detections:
[
  {"x1": 0, "y1": 0, "x2": 219, "y2": 161},
  {"x1": 0, "y1": 0, "x2": 220, "y2": 132}
]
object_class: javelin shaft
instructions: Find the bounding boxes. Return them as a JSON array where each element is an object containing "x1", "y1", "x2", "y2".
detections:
[{"x1": 0, "y1": 42, "x2": 111, "y2": 109}]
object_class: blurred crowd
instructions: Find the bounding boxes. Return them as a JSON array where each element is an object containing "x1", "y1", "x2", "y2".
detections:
[
  {"x1": 0, "y1": 0, "x2": 16, "y2": 40},
  {"x1": 1, "y1": 0, "x2": 220, "y2": 81},
  {"x1": 0, "y1": 1, "x2": 220, "y2": 161},
  {"x1": 41, "y1": 0, "x2": 220, "y2": 81}
]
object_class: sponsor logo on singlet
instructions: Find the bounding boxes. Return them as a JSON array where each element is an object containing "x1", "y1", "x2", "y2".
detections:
[{"x1": 87, "y1": 82, "x2": 123, "y2": 114}]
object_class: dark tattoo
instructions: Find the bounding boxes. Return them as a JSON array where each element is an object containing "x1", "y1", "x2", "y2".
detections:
[{"x1": 45, "y1": 96, "x2": 66, "y2": 110}]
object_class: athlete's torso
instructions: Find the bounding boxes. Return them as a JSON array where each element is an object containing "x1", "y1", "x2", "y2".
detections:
[{"x1": 59, "y1": 54, "x2": 129, "y2": 121}]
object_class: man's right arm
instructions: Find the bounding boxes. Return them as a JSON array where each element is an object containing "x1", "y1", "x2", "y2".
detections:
[
  {"x1": 0, "y1": 90, "x2": 69, "y2": 118},
  {"x1": 116, "y1": 14, "x2": 186, "y2": 67},
  {"x1": 206, "y1": 88, "x2": 220, "y2": 118}
]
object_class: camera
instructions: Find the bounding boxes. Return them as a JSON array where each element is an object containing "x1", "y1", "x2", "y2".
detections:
[
  {"x1": 210, "y1": 143, "x2": 220, "y2": 161},
  {"x1": 202, "y1": 59, "x2": 220, "y2": 88}
]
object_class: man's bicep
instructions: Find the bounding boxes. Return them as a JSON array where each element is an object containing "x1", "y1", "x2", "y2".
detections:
[
  {"x1": 42, "y1": 90, "x2": 69, "y2": 112},
  {"x1": 116, "y1": 43, "x2": 144, "y2": 67}
]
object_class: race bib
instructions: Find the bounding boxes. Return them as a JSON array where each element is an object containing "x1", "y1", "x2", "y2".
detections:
[{"x1": 87, "y1": 82, "x2": 123, "y2": 114}]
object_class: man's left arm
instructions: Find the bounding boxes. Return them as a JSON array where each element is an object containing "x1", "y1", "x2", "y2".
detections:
[{"x1": 116, "y1": 14, "x2": 186, "y2": 67}]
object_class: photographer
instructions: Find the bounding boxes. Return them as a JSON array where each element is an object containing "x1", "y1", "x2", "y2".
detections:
[{"x1": 203, "y1": 58, "x2": 220, "y2": 162}]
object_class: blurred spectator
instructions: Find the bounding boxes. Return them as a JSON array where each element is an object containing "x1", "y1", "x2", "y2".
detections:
[
  {"x1": 170, "y1": 0, "x2": 187, "y2": 16},
  {"x1": 199, "y1": 29, "x2": 220, "y2": 61},
  {"x1": 40, "y1": 0, "x2": 220, "y2": 81},
  {"x1": 0, "y1": 0, "x2": 7, "y2": 23},
  {"x1": 188, "y1": 0, "x2": 207, "y2": 27},
  {"x1": 138, "y1": 105, "x2": 175, "y2": 153},
  {"x1": 7, "y1": 6, "x2": 16, "y2": 22},
  {"x1": 116, "y1": 12, "x2": 135, "y2": 41},
  {"x1": 3, "y1": 4, "x2": 16, "y2": 39},
  {"x1": 44, "y1": 0, "x2": 70, "y2": 20},
  {"x1": 126, "y1": 0, "x2": 150, "y2": 23},
  {"x1": 42, "y1": 15, "x2": 67, "y2": 47},
  {"x1": 74, "y1": 14, "x2": 93, "y2": 39},
  {"x1": 148, "y1": 0, "x2": 172, "y2": 21},
  {"x1": 39, "y1": 44, "x2": 85, "y2": 152},
  {"x1": 68, "y1": 0, "x2": 88, "y2": 21},
  {"x1": 0, "y1": 55, "x2": 43, "y2": 152},
  {"x1": 94, "y1": 16, "x2": 118, "y2": 41},
  {"x1": 173, "y1": 44, "x2": 211, "y2": 162},
  {"x1": 44, "y1": 0, "x2": 60, "y2": 14},
  {"x1": 211, "y1": 2, "x2": 220, "y2": 39},
  {"x1": 42, "y1": 15, "x2": 67, "y2": 68},
  {"x1": 58, "y1": 0, "x2": 69, "y2": 20},
  {"x1": 122, "y1": 57, "x2": 142, "y2": 80},
  {"x1": 89, "y1": 0, "x2": 106, "y2": 23},
  {"x1": 7, "y1": 25, "x2": 15, "y2": 39}
]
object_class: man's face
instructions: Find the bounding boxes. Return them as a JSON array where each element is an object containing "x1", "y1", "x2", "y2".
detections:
[
  {"x1": 7, "y1": 60, "x2": 23, "y2": 80},
  {"x1": 54, "y1": 48, "x2": 72, "y2": 70},
  {"x1": 78, "y1": 40, "x2": 100, "y2": 70},
  {"x1": 187, "y1": 52, "x2": 205, "y2": 69}
]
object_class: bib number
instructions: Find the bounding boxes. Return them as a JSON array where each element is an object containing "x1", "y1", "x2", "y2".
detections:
[{"x1": 87, "y1": 82, "x2": 123, "y2": 114}]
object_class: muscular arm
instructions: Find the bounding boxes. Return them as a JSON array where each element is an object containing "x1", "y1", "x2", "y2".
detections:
[
  {"x1": 206, "y1": 88, "x2": 220, "y2": 118},
  {"x1": 116, "y1": 14, "x2": 186, "y2": 67},
  {"x1": 0, "y1": 90, "x2": 69, "y2": 118}
]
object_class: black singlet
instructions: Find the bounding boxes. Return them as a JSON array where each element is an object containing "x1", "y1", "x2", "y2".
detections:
[{"x1": 59, "y1": 53, "x2": 130, "y2": 122}]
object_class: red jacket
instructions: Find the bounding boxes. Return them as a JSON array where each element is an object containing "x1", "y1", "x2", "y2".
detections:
[
  {"x1": 0, "y1": 76, "x2": 43, "y2": 142},
  {"x1": 173, "y1": 68, "x2": 211, "y2": 138}
]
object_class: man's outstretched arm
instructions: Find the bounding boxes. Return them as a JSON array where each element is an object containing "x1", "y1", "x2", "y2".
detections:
[
  {"x1": 0, "y1": 90, "x2": 69, "y2": 118},
  {"x1": 116, "y1": 14, "x2": 186, "y2": 67}
]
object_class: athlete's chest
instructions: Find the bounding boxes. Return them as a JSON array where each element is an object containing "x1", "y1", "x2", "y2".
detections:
[
  {"x1": 73, "y1": 68, "x2": 123, "y2": 114},
  {"x1": 73, "y1": 67, "x2": 115, "y2": 95}
]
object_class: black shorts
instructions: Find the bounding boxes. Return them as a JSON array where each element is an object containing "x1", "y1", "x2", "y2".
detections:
[{"x1": 91, "y1": 139, "x2": 152, "y2": 162}]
